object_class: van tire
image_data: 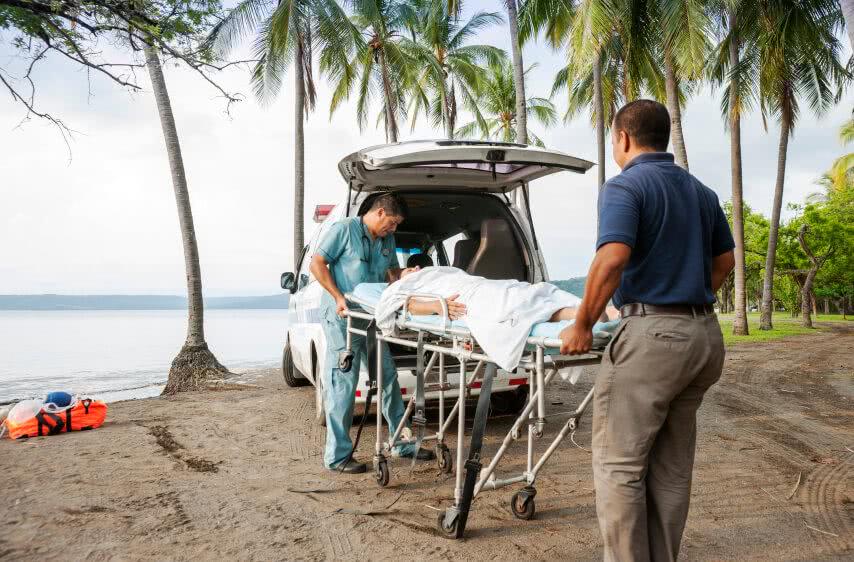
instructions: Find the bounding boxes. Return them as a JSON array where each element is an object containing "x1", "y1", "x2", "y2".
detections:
[{"x1": 282, "y1": 341, "x2": 309, "y2": 388}]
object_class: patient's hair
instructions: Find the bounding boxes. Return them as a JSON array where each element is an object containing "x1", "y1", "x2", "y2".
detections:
[
  {"x1": 407, "y1": 253, "x2": 433, "y2": 268},
  {"x1": 369, "y1": 193, "x2": 408, "y2": 219},
  {"x1": 613, "y1": 99, "x2": 670, "y2": 152}
]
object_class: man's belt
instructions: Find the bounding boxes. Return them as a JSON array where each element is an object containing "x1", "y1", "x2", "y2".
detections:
[{"x1": 620, "y1": 302, "x2": 715, "y2": 318}]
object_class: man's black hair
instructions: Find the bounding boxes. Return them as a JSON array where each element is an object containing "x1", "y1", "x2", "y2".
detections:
[
  {"x1": 613, "y1": 99, "x2": 671, "y2": 152},
  {"x1": 369, "y1": 192, "x2": 408, "y2": 219}
]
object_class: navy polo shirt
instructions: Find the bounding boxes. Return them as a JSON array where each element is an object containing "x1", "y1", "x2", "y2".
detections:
[{"x1": 597, "y1": 152, "x2": 734, "y2": 308}]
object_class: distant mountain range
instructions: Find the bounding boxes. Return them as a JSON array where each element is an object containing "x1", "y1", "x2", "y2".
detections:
[
  {"x1": 0, "y1": 294, "x2": 290, "y2": 311},
  {"x1": 1, "y1": 278, "x2": 583, "y2": 311},
  {"x1": 550, "y1": 277, "x2": 586, "y2": 297}
]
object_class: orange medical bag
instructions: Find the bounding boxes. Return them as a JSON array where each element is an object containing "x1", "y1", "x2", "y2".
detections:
[{"x1": 5, "y1": 399, "x2": 107, "y2": 439}]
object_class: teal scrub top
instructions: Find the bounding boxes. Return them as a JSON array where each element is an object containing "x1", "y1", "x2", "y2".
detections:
[{"x1": 316, "y1": 217, "x2": 399, "y2": 319}]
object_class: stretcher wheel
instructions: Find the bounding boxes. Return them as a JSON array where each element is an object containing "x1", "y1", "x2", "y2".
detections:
[
  {"x1": 436, "y1": 444, "x2": 453, "y2": 474},
  {"x1": 437, "y1": 510, "x2": 459, "y2": 538},
  {"x1": 510, "y1": 489, "x2": 536, "y2": 520},
  {"x1": 375, "y1": 460, "x2": 390, "y2": 487}
]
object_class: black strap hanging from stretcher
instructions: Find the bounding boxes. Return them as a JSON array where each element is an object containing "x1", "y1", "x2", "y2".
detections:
[
  {"x1": 410, "y1": 331, "x2": 427, "y2": 467},
  {"x1": 444, "y1": 363, "x2": 496, "y2": 538},
  {"x1": 340, "y1": 319, "x2": 379, "y2": 472}
]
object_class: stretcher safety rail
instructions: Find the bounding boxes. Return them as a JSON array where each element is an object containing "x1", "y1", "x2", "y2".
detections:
[{"x1": 340, "y1": 283, "x2": 615, "y2": 539}]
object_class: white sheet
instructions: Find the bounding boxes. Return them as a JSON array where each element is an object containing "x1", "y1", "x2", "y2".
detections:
[{"x1": 375, "y1": 266, "x2": 581, "y2": 371}]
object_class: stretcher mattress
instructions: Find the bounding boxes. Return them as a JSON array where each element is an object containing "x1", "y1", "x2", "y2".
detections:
[{"x1": 350, "y1": 283, "x2": 620, "y2": 345}]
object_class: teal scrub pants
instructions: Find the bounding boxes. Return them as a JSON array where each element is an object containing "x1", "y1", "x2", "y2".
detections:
[{"x1": 321, "y1": 313, "x2": 414, "y2": 468}]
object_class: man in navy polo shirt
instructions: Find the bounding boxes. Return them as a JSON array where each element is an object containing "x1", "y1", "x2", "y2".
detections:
[{"x1": 560, "y1": 99, "x2": 735, "y2": 562}]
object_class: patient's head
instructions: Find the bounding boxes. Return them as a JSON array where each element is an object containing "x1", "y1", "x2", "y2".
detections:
[{"x1": 406, "y1": 253, "x2": 433, "y2": 269}]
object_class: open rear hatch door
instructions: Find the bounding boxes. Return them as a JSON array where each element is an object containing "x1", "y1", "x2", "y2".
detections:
[{"x1": 338, "y1": 140, "x2": 594, "y2": 193}]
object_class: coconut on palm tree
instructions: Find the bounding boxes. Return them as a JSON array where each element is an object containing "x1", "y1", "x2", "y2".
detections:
[
  {"x1": 402, "y1": 0, "x2": 504, "y2": 139},
  {"x1": 145, "y1": 47, "x2": 230, "y2": 394},
  {"x1": 455, "y1": 60, "x2": 556, "y2": 145},
  {"x1": 751, "y1": 0, "x2": 850, "y2": 330}
]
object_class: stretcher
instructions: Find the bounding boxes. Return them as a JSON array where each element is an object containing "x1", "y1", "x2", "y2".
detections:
[{"x1": 340, "y1": 283, "x2": 617, "y2": 539}]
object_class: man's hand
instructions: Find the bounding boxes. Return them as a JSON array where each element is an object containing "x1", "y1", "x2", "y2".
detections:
[
  {"x1": 559, "y1": 322, "x2": 593, "y2": 355},
  {"x1": 443, "y1": 294, "x2": 467, "y2": 320},
  {"x1": 336, "y1": 296, "x2": 349, "y2": 318}
]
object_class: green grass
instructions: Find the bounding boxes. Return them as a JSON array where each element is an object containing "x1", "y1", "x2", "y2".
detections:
[{"x1": 717, "y1": 312, "x2": 852, "y2": 345}]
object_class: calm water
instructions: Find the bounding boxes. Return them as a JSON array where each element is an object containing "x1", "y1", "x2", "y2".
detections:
[{"x1": 0, "y1": 310, "x2": 288, "y2": 404}]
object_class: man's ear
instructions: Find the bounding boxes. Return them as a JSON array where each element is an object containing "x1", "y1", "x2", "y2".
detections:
[{"x1": 621, "y1": 130, "x2": 632, "y2": 153}]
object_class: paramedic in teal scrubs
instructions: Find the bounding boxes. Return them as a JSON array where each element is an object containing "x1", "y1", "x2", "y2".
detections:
[{"x1": 309, "y1": 193, "x2": 435, "y2": 473}]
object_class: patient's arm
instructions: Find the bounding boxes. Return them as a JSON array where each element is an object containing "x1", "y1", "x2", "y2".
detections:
[{"x1": 406, "y1": 294, "x2": 466, "y2": 320}]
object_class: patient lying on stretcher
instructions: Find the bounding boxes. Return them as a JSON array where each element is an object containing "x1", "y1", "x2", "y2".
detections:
[
  {"x1": 374, "y1": 265, "x2": 619, "y2": 371},
  {"x1": 392, "y1": 264, "x2": 618, "y2": 322}
]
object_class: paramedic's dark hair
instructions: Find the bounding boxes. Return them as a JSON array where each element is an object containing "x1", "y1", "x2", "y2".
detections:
[
  {"x1": 613, "y1": 99, "x2": 671, "y2": 152},
  {"x1": 369, "y1": 193, "x2": 408, "y2": 220}
]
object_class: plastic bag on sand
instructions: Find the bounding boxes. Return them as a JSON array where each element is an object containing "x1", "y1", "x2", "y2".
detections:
[{"x1": 7, "y1": 399, "x2": 43, "y2": 424}]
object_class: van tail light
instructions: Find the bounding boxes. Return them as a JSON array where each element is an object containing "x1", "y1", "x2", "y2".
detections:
[{"x1": 314, "y1": 204, "x2": 335, "y2": 223}]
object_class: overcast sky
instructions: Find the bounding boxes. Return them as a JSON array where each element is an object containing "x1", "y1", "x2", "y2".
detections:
[{"x1": 1, "y1": 2, "x2": 851, "y2": 296}]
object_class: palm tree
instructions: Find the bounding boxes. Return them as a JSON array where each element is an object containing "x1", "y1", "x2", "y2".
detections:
[
  {"x1": 322, "y1": 0, "x2": 414, "y2": 142},
  {"x1": 145, "y1": 47, "x2": 229, "y2": 394},
  {"x1": 655, "y1": 0, "x2": 712, "y2": 171},
  {"x1": 402, "y1": 0, "x2": 504, "y2": 138},
  {"x1": 553, "y1": 0, "x2": 659, "y2": 188},
  {"x1": 455, "y1": 60, "x2": 556, "y2": 145},
  {"x1": 830, "y1": 119, "x2": 854, "y2": 191},
  {"x1": 520, "y1": 0, "x2": 611, "y2": 187},
  {"x1": 208, "y1": 0, "x2": 340, "y2": 266},
  {"x1": 506, "y1": 0, "x2": 528, "y2": 144},
  {"x1": 709, "y1": 0, "x2": 760, "y2": 336},
  {"x1": 754, "y1": 0, "x2": 849, "y2": 330}
]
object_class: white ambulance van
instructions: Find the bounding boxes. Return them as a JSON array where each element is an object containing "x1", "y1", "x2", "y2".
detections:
[{"x1": 280, "y1": 140, "x2": 593, "y2": 425}]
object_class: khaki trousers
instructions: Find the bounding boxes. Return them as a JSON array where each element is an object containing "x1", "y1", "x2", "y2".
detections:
[{"x1": 592, "y1": 314, "x2": 725, "y2": 562}]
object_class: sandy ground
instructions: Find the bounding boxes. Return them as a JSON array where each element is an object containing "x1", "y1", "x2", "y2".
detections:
[{"x1": 1, "y1": 324, "x2": 852, "y2": 561}]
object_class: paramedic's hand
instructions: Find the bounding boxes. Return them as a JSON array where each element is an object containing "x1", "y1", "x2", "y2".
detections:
[
  {"x1": 444, "y1": 294, "x2": 467, "y2": 320},
  {"x1": 336, "y1": 296, "x2": 349, "y2": 318},
  {"x1": 559, "y1": 322, "x2": 592, "y2": 355}
]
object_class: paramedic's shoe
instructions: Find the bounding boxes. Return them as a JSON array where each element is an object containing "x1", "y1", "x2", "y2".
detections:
[
  {"x1": 328, "y1": 459, "x2": 367, "y2": 474},
  {"x1": 393, "y1": 447, "x2": 436, "y2": 461}
]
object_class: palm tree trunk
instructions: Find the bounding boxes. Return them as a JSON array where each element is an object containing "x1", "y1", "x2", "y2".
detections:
[
  {"x1": 379, "y1": 48, "x2": 398, "y2": 143},
  {"x1": 440, "y1": 77, "x2": 452, "y2": 139},
  {"x1": 294, "y1": 41, "x2": 306, "y2": 267},
  {"x1": 842, "y1": 0, "x2": 854, "y2": 53},
  {"x1": 593, "y1": 49, "x2": 605, "y2": 189},
  {"x1": 664, "y1": 50, "x2": 689, "y2": 170},
  {"x1": 759, "y1": 107, "x2": 791, "y2": 331},
  {"x1": 145, "y1": 47, "x2": 228, "y2": 394},
  {"x1": 507, "y1": 0, "x2": 527, "y2": 145},
  {"x1": 728, "y1": 14, "x2": 749, "y2": 336}
]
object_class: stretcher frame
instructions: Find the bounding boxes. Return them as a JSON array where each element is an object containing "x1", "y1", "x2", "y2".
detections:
[{"x1": 341, "y1": 291, "x2": 605, "y2": 539}]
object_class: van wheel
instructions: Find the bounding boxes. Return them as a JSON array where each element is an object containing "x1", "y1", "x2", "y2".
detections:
[
  {"x1": 314, "y1": 358, "x2": 326, "y2": 427},
  {"x1": 282, "y1": 341, "x2": 309, "y2": 388}
]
